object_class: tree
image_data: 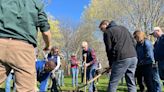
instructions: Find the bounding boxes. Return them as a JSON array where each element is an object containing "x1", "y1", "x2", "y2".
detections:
[
  {"x1": 59, "y1": 20, "x2": 78, "y2": 75},
  {"x1": 48, "y1": 17, "x2": 63, "y2": 48},
  {"x1": 119, "y1": 0, "x2": 164, "y2": 34},
  {"x1": 82, "y1": 0, "x2": 125, "y2": 23},
  {"x1": 83, "y1": 0, "x2": 164, "y2": 33}
]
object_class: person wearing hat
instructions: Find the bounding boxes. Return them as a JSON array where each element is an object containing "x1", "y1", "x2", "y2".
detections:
[
  {"x1": 70, "y1": 53, "x2": 79, "y2": 87},
  {"x1": 150, "y1": 27, "x2": 164, "y2": 85}
]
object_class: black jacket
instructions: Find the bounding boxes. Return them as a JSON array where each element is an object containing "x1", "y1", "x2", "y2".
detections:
[
  {"x1": 82, "y1": 48, "x2": 97, "y2": 67},
  {"x1": 103, "y1": 21, "x2": 137, "y2": 66}
]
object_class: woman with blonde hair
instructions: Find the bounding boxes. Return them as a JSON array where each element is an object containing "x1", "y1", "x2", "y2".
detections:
[{"x1": 133, "y1": 30, "x2": 155, "y2": 92}]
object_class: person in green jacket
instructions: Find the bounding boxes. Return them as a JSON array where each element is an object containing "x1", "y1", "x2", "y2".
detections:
[{"x1": 0, "y1": 0, "x2": 51, "y2": 92}]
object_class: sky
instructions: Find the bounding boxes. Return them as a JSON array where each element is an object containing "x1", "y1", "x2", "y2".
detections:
[{"x1": 45, "y1": 0, "x2": 90, "y2": 23}]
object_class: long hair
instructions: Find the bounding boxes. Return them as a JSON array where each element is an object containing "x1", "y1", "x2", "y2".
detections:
[
  {"x1": 133, "y1": 30, "x2": 146, "y2": 43},
  {"x1": 48, "y1": 46, "x2": 60, "y2": 57}
]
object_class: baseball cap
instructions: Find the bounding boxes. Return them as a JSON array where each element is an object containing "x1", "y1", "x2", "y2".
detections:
[
  {"x1": 149, "y1": 27, "x2": 161, "y2": 35},
  {"x1": 71, "y1": 53, "x2": 76, "y2": 56}
]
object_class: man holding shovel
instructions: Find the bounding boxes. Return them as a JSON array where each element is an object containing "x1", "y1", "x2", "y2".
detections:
[
  {"x1": 81, "y1": 41, "x2": 97, "y2": 92},
  {"x1": 99, "y1": 20, "x2": 137, "y2": 92}
]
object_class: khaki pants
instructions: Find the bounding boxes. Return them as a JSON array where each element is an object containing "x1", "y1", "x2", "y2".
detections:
[{"x1": 0, "y1": 38, "x2": 36, "y2": 92}]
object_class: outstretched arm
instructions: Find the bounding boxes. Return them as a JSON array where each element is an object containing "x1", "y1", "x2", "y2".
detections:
[{"x1": 42, "y1": 31, "x2": 51, "y2": 50}]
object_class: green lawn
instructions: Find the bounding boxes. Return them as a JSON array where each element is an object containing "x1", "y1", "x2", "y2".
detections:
[
  {"x1": 61, "y1": 75, "x2": 164, "y2": 92},
  {"x1": 0, "y1": 75, "x2": 164, "y2": 92},
  {"x1": 61, "y1": 75, "x2": 130, "y2": 92}
]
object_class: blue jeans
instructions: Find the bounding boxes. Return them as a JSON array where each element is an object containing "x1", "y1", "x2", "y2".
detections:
[
  {"x1": 36, "y1": 61, "x2": 50, "y2": 91},
  {"x1": 56, "y1": 69, "x2": 64, "y2": 86},
  {"x1": 86, "y1": 64, "x2": 96, "y2": 92},
  {"x1": 71, "y1": 68, "x2": 79, "y2": 86},
  {"x1": 60, "y1": 70, "x2": 64, "y2": 86},
  {"x1": 5, "y1": 72, "x2": 15, "y2": 92},
  {"x1": 107, "y1": 57, "x2": 137, "y2": 92},
  {"x1": 38, "y1": 73, "x2": 50, "y2": 91},
  {"x1": 158, "y1": 60, "x2": 164, "y2": 80},
  {"x1": 152, "y1": 66, "x2": 162, "y2": 92}
]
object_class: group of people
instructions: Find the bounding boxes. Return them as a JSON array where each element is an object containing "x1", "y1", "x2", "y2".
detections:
[
  {"x1": 99, "y1": 20, "x2": 164, "y2": 92},
  {"x1": 69, "y1": 41, "x2": 102, "y2": 91},
  {"x1": 35, "y1": 41, "x2": 102, "y2": 92},
  {"x1": 0, "y1": 0, "x2": 164, "y2": 92}
]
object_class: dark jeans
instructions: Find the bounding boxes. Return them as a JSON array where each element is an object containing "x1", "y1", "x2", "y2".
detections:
[
  {"x1": 158, "y1": 60, "x2": 164, "y2": 80},
  {"x1": 95, "y1": 70, "x2": 100, "y2": 83},
  {"x1": 136, "y1": 64, "x2": 154, "y2": 92},
  {"x1": 107, "y1": 57, "x2": 137, "y2": 92},
  {"x1": 51, "y1": 78, "x2": 58, "y2": 92},
  {"x1": 81, "y1": 72, "x2": 84, "y2": 83},
  {"x1": 135, "y1": 66, "x2": 144, "y2": 92}
]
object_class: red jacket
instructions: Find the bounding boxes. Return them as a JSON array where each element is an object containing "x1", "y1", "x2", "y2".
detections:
[{"x1": 70, "y1": 56, "x2": 79, "y2": 68}]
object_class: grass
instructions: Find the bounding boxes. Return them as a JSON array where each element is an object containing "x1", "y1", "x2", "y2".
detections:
[
  {"x1": 0, "y1": 75, "x2": 164, "y2": 92},
  {"x1": 61, "y1": 75, "x2": 164, "y2": 92}
]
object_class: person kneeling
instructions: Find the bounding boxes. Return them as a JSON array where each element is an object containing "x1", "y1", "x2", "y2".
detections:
[{"x1": 36, "y1": 59, "x2": 56, "y2": 92}]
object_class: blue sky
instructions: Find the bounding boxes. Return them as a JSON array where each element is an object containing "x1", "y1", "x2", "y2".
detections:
[{"x1": 45, "y1": 0, "x2": 90, "y2": 22}]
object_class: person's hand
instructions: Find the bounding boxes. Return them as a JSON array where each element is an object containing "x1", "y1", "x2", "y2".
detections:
[
  {"x1": 42, "y1": 47, "x2": 50, "y2": 61},
  {"x1": 104, "y1": 67, "x2": 111, "y2": 73},
  {"x1": 43, "y1": 46, "x2": 51, "y2": 51},
  {"x1": 85, "y1": 63, "x2": 90, "y2": 67},
  {"x1": 51, "y1": 70, "x2": 56, "y2": 79},
  {"x1": 43, "y1": 47, "x2": 50, "y2": 57},
  {"x1": 76, "y1": 61, "x2": 80, "y2": 66},
  {"x1": 152, "y1": 63, "x2": 157, "y2": 68}
]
